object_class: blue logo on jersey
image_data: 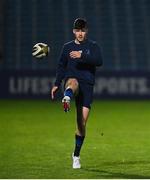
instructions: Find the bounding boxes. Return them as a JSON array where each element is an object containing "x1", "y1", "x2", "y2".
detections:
[{"x1": 86, "y1": 49, "x2": 90, "y2": 55}]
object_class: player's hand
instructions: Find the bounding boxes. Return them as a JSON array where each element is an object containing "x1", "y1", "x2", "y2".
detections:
[
  {"x1": 51, "y1": 86, "x2": 59, "y2": 100},
  {"x1": 70, "y1": 51, "x2": 81, "y2": 59}
]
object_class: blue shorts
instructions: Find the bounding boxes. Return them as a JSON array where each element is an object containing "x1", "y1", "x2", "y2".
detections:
[{"x1": 75, "y1": 81, "x2": 94, "y2": 109}]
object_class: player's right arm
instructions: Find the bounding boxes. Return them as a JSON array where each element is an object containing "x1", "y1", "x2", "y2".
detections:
[
  {"x1": 51, "y1": 45, "x2": 68, "y2": 99},
  {"x1": 51, "y1": 86, "x2": 59, "y2": 100}
]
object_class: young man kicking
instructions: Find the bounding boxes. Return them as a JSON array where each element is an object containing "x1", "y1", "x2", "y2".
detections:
[{"x1": 51, "y1": 18, "x2": 103, "y2": 169}]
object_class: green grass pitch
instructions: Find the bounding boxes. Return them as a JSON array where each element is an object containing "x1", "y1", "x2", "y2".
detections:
[{"x1": 0, "y1": 99, "x2": 150, "y2": 178}]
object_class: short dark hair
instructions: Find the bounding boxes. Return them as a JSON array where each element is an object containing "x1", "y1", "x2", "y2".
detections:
[{"x1": 73, "y1": 18, "x2": 88, "y2": 29}]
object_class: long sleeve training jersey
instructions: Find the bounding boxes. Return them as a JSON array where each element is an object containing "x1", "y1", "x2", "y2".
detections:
[{"x1": 55, "y1": 39, "x2": 103, "y2": 87}]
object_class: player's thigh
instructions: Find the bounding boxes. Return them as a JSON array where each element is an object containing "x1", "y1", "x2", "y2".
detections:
[
  {"x1": 75, "y1": 83, "x2": 93, "y2": 126},
  {"x1": 75, "y1": 82, "x2": 94, "y2": 109},
  {"x1": 82, "y1": 106, "x2": 90, "y2": 123},
  {"x1": 76, "y1": 106, "x2": 90, "y2": 131}
]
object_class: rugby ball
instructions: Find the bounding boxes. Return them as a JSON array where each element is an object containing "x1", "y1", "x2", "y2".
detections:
[{"x1": 32, "y1": 43, "x2": 49, "y2": 58}]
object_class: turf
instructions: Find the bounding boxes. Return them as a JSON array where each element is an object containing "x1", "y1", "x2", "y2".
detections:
[{"x1": 0, "y1": 100, "x2": 150, "y2": 178}]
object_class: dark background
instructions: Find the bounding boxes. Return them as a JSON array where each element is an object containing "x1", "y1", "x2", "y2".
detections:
[{"x1": 0, "y1": 0, "x2": 150, "y2": 99}]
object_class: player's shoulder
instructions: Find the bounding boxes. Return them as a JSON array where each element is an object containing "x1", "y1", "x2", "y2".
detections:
[
  {"x1": 87, "y1": 39, "x2": 103, "y2": 51},
  {"x1": 88, "y1": 39, "x2": 98, "y2": 45},
  {"x1": 87, "y1": 39, "x2": 102, "y2": 49},
  {"x1": 64, "y1": 40, "x2": 74, "y2": 47}
]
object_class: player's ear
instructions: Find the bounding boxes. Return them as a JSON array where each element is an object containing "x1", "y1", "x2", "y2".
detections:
[
  {"x1": 73, "y1": 29, "x2": 76, "y2": 34},
  {"x1": 84, "y1": 28, "x2": 88, "y2": 34}
]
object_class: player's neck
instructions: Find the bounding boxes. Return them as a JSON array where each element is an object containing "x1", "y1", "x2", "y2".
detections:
[
  {"x1": 75, "y1": 39, "x2": 80, "y2": 44},
  {"x1": 75, "y1": 39, "x2": 87, "y2": 44}
]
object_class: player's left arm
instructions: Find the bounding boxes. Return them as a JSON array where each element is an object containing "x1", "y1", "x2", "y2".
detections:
[
  {"x1": 70, "y1": 42, "x2": 103, "y2": 66},
  {"x1": 81, "y1": 43, "x2": 103, "y2": 66}
]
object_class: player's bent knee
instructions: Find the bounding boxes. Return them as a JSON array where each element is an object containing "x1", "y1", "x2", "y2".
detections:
[
  {"x1": 66, "y1": 78, "x2": 79, "y2": 94},
  {"x1": 66, "y1": 78, "x2": 78, "y2": 87},
  {"x1": 72, "y1": 79, "x2": 79, "y2": 87}
]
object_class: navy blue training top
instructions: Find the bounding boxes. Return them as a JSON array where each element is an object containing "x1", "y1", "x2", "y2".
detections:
[{"x1": 54, "y1": 39, "x2": 103, "y2": 87}]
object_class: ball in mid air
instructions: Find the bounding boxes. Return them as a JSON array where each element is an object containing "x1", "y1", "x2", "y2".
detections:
[{"x1": 32, "y1": 43, "x2": 50, "y2": 58}]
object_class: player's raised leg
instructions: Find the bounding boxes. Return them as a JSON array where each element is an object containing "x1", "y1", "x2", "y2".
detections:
[
  {"x1": 72, "y1": 105, "x2": 90, "y2": 169},
  {"x1": 62, "y1": 78, "x2": 79, "y2": 112}
]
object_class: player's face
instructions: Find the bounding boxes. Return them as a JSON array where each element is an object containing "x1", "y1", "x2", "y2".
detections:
[{"x1": 73, "y1": 29, "x2": 88, "y2": 42}]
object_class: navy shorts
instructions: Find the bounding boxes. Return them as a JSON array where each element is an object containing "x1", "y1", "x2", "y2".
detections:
[{"x1": 75, "y1": 81, "x2": 94, "y2": 109}]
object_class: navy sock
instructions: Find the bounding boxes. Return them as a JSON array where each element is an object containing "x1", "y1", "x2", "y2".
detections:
[
  {"x1": 64, "y1": 88, "x2": 73, "y2": 99},
  {"x1": 74, "y1": 134, "x2": 85, "y2": 157}
]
